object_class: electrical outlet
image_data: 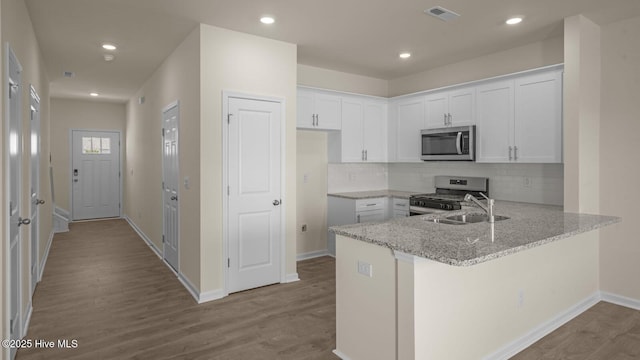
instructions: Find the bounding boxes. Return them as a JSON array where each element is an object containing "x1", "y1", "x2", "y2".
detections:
[
  {"x1": 303, "y1": 174, "x2": 309, "y2": 183},
  {"x1": 523, "y1": 177, "x2": 532, "y2": 188},
  {"x1": 357, "y1": 261, "x2": 373, "y2": 277},
  {"x1": 349, "y1": 173, "x2": 357, "y2": 182},
  {"x1": 301, "y1": 224, "x2": 307, "y2": 232}
]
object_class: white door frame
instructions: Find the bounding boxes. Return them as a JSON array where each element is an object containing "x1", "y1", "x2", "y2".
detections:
[
  {"x1": 68, "y1": 128, "x2": 123, "y2": 220},
  {"x1": 221, "y1": 91, "x2": 287, "y2": 296},
  {"x1": 29, "y1": 84, "x2": 41, "y2": 296},
  {"x1": 5, "y1": 43, "x2": 23, "y2": 359},
  {"x1": 161, "y1": 100, "x2": 180, "y2": 272}
]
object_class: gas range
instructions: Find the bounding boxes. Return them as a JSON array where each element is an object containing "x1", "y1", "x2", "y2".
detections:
[{"x1": 409, "y1": 176, "x2": 489, "y2": 215}]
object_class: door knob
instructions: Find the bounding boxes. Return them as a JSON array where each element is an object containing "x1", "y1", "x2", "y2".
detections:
[
  {"x1": 36, "y1": 199, "x2": 45, "y2": 205},
  {"x1": 18, "y1": 217, "x2": 31, "y2": 226},
  {"x1": 273, "y1": 199, "x2": 281, "y2": 206},
  {"x1": 170, "y1": 195, "x2": 178, "y2": 201}
]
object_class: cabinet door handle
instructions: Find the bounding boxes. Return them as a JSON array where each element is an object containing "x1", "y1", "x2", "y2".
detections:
[
  {"x1": 357, "y1": 214, "x2": 361, "y2": 223},
  {"x1": 365, "y1": 150, "x2": 368, "y2": 161},
  {"x1": 508, "y1": 146, "x2": 513, "y2": 161},
  {"x1": 448, "y1": 113, "x2": 452, "y2": 126},
  {"x1": 444, "y1": 113, "x2": 447, "y2": 126},
  {"x1": 514, "y1": 146, "x2": 518, "y2": 161},
  {"x1": 362, "y1": 150, "x2": 365, "y2": 161},
  {"x1": 315, "y1": 114, "x2": 319, "y2": 126}
]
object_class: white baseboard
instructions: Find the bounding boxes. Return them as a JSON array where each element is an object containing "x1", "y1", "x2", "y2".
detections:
[
  {"x1": 39, "y1": 230, "x2": 54, "y2": 281},
  {"x1": 296, "y1": 249, "x2": 331, "y2": 261},
  {"x1": 178, "y1": 273, "x2": 225, "y2": 304},
  {"x1": 484, "y1": 292, "x2": 601, "y2": 360},
  {"x1": 285, "y1": 272, "x2": 300, "y2": 283},
  {"x1": 332, "y1": 349, "x2": 352, "y2": 360},
  {"x1": 601, "y1": 291, "x2": 640, "y2": 311},
  {"x1": 124, "y1": 215, "x2": 161, "y2": 259},
  {"x1": 22, "y1": 300, "x2": 33, "y2": 338}
]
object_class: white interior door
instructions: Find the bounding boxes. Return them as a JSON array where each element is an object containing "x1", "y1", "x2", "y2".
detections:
[
  {"x1": 30, "y1": 86, "x2": 42, "y2": 295},
  {"x1": 162, "y1": 103, "x2": 179, "y2": 271},
  {"x1": 71, "y1": 130, "x2": 121, "y2": 220},
  {"x1": 227, "y1": 96, "x2": 282, "y2": 294},
  {"x1": 7, "y1": 45, "x2": 23, "y2": 360}
]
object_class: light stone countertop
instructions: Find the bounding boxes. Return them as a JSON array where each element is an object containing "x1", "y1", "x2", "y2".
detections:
[
  {"x1": 330, "y1": 201, "x2": 621, "y2": 266},
  {"x1": 327, "y1": 190, "x2": 418, "y2": 200}
]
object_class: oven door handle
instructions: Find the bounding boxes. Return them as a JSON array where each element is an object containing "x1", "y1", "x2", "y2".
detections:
[{"x1": 456, "y1": 132, "x2": 463, "y2": 155}]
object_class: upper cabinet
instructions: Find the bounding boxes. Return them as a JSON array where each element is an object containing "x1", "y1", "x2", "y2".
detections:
[
  {"x1": 329, "y1": 97, "x2": 387, "y2": 163},
  {"x1": 476, "y1": 69, "x2": 563, "y2": 163},
  {"x1": 425, "y1": 87, "x2": 475, "y2": 128},
  {"x1": 394, "y1": 97, "x2": 425, "y2": 162},
  {"x1": 297, "y1": 88, "x2": 342, "y2": 130}
]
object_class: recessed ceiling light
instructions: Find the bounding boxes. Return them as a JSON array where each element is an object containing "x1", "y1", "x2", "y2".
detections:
[
  {"x1": 90, "y1": 92, "x2": 99, "y2": 97},
  {"x1": 506, "y1": 17, "x2": 523, "y2": 25},
  {"x1": 102, "y1": 43, "x2": 117, "y2": 51},
  {"x1": 260, "y1": 16, "x2": 275, "y2": 24},
  {"x1": 399, "y1": 52, "x2": 412, "y2": 59}
]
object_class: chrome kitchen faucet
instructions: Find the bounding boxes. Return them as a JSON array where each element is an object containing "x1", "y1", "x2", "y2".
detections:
[{"x1": 464, "y1": 193, "x2": 495, "y2": 223}]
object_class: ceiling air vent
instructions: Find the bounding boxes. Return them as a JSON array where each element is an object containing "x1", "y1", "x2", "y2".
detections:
[
  {"x1": 63, "y1": 71, "x2": 75, "y2": 78},
  {"x1": 425, "y1": 6, "x2": 460, "y2": 22}
]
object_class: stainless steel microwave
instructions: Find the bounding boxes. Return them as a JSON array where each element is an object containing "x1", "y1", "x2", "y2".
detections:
[{"x1": 421, "y1": 125, "x2": 475, "y2": 161}]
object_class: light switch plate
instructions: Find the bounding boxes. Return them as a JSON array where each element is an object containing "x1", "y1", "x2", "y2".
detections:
[{"x1": 357, "y1": 261, "x2": 373, "y2": 277}]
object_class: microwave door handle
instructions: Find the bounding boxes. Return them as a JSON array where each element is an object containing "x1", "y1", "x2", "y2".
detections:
[{"x1": 456, "y1": 132, "x2": 463, "y2": 155}]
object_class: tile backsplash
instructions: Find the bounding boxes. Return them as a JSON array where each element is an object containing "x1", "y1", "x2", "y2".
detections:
[{"x1": 328, "y1": 162, "x2": 564, "y2": 206}]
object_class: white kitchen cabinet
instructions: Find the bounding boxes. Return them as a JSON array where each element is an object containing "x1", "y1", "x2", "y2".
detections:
[
  {"x1": 394, "y1": 96, "x2": 425, "y2": 162},
  {"x1": 513, "y1": 70, "x2": 563, "y2": 163},
  {"x1": 476, "y1": 69, "x2": 562, "y2": 163},
  {"x1": 327, "y1": 196, "x2": 388, "y2": 255},
  {"x1": 297, "y1": 88, "x2": 341, "y2": 130},
  {"x1": 391, "y1": 197, "x2": 410, "y2": 218},
  {"x1": 425, "y1": 87, "x2": 475, "y2": 128},
  {"x1": 476, "y1": 79, "x2": 514, "y2": 163},
  {"x1": 332, "y1": 97, "x2": 386, "y2": 162}
]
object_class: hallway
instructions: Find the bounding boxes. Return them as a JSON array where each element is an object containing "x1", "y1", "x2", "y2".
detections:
[{"x1": 17, "y1": 220, "x2": 336, "y2": 360}]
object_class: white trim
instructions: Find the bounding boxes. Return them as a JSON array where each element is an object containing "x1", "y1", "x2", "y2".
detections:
[
  {"x1": 222, "y1": 91, "x2": 287, "y2": 295},
  {"x1": 68, "y1": 129, "x2": 123, "y2": 221},
  {"x1": 393, "y1": 250, "x2": 430, "y2": 264},
  {"x1": 178, "y1": 273, "x2": 225, "y2": 304},
  {"x1": 298, "y1": 85, "x2": 388, "y2": 101},
  {"x1": 124, "y1": 215, "x2": 161, "y2": 259},
  {"x1": 296, "y1": 250, "x2": 331, "y2": 261},
  {"x1": 161, "y1": 100, "x2": 180, "y2": 273},
  {"x1": 332, "y1": 349, "x2": 353, "y2": 360},
  {"x1": 21, "y1": 300, "x2": 33, "y2": 338},
  {"x1": 483, "y1": 292, "x2": 600, "y2": 360},
  {"x1": 601, "y1": 291, "x2": 640, "y2": 311},
  {"x1": 285, "y1": 273, "x2": 300, "y2": 283},
  {"x1": 38, "y1": 230, "x2": 54, "y2": 281},
  {"x1": 22, "y1": 300, "x2": 33, "y2": 338}
]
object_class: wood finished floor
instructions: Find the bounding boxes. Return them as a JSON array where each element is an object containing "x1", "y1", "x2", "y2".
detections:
[
  {"x1": 18, "y1": 219, "x2": 640, "y2": 359},
  {"x1": 18, "y1": 219, "x2": 337, "y2": 360}
]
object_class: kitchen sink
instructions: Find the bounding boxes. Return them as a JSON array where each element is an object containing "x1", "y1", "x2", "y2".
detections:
[
  {"x1": 429, "y1": 213, "x2": 510, "y2": 225},
  {"x1": 445, "y1": 214, "x2": 510, "y2": 223}
]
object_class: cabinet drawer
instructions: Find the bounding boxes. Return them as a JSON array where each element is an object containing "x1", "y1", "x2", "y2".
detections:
[
  {"x1": 392, "y1": 198, "x2": 409, "y2": 210},
  {"x1": 356, "y1": 209, "x2": 386, "y2": 223},
  {"x1": 393, "y1": 210, "x2": 410, "y2": 218},
  {"x1": 356, "y1": 198, "x2": 386, "y2": 211}
]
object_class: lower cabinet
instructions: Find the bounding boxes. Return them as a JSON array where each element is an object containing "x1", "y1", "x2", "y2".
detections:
[
  {"x1": 392, "y1": 198, "x2": 410, "y2": 218},
  {"x1": 327, "y1": 197, "x2": 388, "y2": 255}
]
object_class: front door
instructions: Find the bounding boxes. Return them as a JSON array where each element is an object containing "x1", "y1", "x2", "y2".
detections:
[
  {"x1": 227, "y1": 96, "x2": 282, "y2": 294},
  {"x1": 162, "y1": 102, "x2": 179, "y2": 271},
  {"x1": 30, "y1": 86, "x2": 43, "y2": 295},
  {"x1": 71, "y1": 130, "x2": 121, "y2": 220},
  {"x1": 7, "y1": 45, "x2": 24, "y2": 360}
]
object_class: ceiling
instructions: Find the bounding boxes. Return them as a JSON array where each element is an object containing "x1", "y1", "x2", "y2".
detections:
[{"x1": 24, "y1": 0, "x2": 640, "y2": 103}]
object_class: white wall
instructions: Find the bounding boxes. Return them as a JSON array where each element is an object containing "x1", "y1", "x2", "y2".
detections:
[
  {"x1": 388, "y1": 36, "x2": 564, "y2": 97},
  {"x1": 298, "y1": 64, "x2": 388, "y2": 97},
  {"x1": 51, "y1": 99, "x2": 126, "y2": 212},
  {"x1": 199, "y1": 24, "x2": 298, "y2": 292},
  {"x1": 328, "y1": 163, "x2": 388, "y2": 193},
  {"x1": 297, "y1": 130, "x2": 329, "y2": 256},
  {"x1": 599, "y1": 14, "x2": 640, "y2": 301}
]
